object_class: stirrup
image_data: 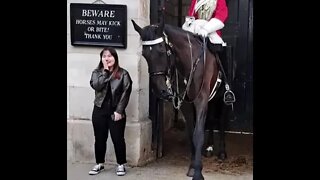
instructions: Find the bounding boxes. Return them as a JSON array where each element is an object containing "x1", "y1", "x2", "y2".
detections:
[{"x1": 223, "y1": 84, "x2": 236, "y2": 105}]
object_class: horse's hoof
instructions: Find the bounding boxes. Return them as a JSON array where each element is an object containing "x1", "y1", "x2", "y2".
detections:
[
  {"x1": 186, "y1": 168, "x2": 195, "y2": 177},
  {"x1": 203, "y1": 150, "x2": 214, "y2": 157},
  {"x1": 203, "y1": 145, "x2": 214, "y2": 157},
  {"x1": 218, "y1": 152, "x2": 227, "y2": 160},
  {"x1": 192, "y1": 174, "x2": 204, "y2": 180}
]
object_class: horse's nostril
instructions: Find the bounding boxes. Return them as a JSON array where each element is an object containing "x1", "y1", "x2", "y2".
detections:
[{"x1": 160, "y1": 90, "x2": 170, "y2": 99}]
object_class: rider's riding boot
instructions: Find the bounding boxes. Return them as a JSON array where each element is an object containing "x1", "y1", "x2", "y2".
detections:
[
  {"x1": 207, "y1": 42, "x2": 236, "y2": 105},
  {"x1": 218, "y1": 46, "x2": 236, "y2": 105},
  {"x1": 217, "y1": 46, "x2": 228, "y2": 77}
]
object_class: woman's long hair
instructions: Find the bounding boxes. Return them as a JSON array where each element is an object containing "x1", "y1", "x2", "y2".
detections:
[{"x1": 98, "y1": 47, "x2": 121, "y2": 79}]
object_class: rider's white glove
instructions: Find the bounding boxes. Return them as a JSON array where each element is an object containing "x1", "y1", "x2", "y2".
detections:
[
  {"x1": 197, "y1": 28, "x2": 208, "y2": 37},
  {"x1": 201, "y1": 18, "x2": 225, "y2": 35},
  {"x1": 182, "y1": 16, "x2": 195, "y2": 31},
  {"x1": 185, "y1": 16, "x2": 195, "y2": 26}
]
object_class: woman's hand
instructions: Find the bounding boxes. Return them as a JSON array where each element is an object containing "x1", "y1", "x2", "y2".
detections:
[
  {"x1": 113, "y1": 112, "x2": 123, "y2": 121},
  {"x1": 102, "y1": 59, "x2": 109, "y2": 70}
]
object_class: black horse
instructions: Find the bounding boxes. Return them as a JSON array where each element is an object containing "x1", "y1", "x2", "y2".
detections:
[{"x1": 132, "y1": 19, "x2": 234, "y2": 180}]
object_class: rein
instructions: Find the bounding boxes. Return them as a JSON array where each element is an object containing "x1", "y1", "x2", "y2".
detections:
[{"x1": 173, "y1": 33, "x2": 203, "y2": 109}]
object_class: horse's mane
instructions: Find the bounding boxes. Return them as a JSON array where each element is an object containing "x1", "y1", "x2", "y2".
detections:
[
  {"x1": 164, "y1": 24, "x2": 186, "y2": 33},
  {"x1": 164, "y1": 24, "x2": 203, "y2": 47},
  {"x1": 164, "y1": 24, "x2": 196, "y2": 39}
]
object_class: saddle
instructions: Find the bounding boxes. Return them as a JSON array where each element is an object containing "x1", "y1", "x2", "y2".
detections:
[
  {"x1": 195, "y1": 36, "x2": 224, "y2": 53},
  {"x1": 207, "y1": 39, "x2": 224, "y2": 53}
]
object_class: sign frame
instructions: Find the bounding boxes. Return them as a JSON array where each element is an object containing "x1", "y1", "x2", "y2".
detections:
[{"x1": 70, "y1": 3, "x2": 127, "y2": 48}]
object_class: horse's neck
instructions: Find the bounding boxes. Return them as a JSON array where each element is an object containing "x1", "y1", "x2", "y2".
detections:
[
  {"x1": 165, "y1": 26, "x2": 188, "y2": 50},
  {"x1": 164, "y1": 26, "x2": 193, "y2": 77}
]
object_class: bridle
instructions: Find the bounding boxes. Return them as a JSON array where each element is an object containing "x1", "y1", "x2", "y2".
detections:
[
  {"x1": 141, "y1": 32, "x2": 203, "y2": 109},
  {"x1": 141, "y1": 34, "x2": 174, "y2": 78}
]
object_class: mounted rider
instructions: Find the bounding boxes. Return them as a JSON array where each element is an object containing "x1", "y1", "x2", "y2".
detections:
[{"x1": 182, "y1": 0, "x2": 235, "y2": 106}]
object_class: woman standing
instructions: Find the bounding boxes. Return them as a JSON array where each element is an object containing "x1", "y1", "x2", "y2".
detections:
[{"x1": 89, "y1": 47, "x2": 132, "y2": 176}]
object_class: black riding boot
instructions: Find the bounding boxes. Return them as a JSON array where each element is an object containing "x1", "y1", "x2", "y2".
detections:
[
  {"x1": 207, "y1": 41, "x2": 236, "y2": 105},
  {"x1": 213, "y1": 45, "x2": 236, "y2": 105}
]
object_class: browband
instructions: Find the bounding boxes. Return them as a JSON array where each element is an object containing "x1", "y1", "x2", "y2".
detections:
[{"x1": 141, "y1": 37, "x2": 164, "y2": 45}]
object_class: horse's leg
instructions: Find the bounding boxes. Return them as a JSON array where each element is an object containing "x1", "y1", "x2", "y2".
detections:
[
  {"x1": 203, "y1": 102, "x2": 215, "y2": 157},
  {"x1": 180, "y1": 103, "x2": 196, "y2": 177},
  {"x1": 203, "y1": 129, "x2": 214, "y2": 157},
  {"x1": 191, "y1": 98, "x2": 208, "y2": 180},
  {"x1": 217, "y1": 101, "x2": 229, "y2": 160}
]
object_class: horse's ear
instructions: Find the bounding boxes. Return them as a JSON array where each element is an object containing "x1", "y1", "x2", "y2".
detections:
[
  {"x1": 157, "y1": 17, "x2": 165, "y2": 35},
  {"x1": 131, "y1": 19, "x2": 142, "y2": 36}
]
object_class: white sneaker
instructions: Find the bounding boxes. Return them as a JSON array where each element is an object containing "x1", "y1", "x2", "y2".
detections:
[
  {"x1": 116, "y1": 164, "x2": 126, "y2": 176},
  {"x1": 89, "y1": 164, "x2": 104, "y2": 175}
]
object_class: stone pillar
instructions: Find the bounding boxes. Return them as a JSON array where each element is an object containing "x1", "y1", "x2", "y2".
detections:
[{"x1": 67, "y1": 0, "x2": 154, "y2": 166}]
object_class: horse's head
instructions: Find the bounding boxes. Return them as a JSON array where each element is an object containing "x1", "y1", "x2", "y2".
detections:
[{"x1": 132, "y1": 19, "x2": 174, "y2": 101}]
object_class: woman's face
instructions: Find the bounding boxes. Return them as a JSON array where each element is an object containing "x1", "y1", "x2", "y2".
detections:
[{"x1": 102, "y1": 50, "x2": 115, "y2": 69}]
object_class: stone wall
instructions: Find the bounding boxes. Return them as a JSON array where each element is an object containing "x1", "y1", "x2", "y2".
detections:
[{"x1": 67, "y1": 0, "x2": 154, "y2": 166}]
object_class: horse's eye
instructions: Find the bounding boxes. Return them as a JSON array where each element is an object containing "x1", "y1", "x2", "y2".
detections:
[
  {"x1": 142, "y1": 47, "x2": 152, "y2": 58},
  {"x1": 158, "y1": 43, "x2": 166, "y2": 52}
]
